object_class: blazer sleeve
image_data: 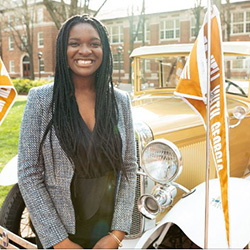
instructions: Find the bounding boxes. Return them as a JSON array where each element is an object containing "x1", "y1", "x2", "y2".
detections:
[
  {"x1": 111, "y1": 92, "x2": 137, "y2": 234},
  {"x1": 17, "y1": 87, "x2": 68, "y2": 248}
]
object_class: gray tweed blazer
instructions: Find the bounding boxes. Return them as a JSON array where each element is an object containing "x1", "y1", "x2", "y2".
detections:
[{"x1": 17, "y1": 83, "x2": 137, "y2": 249}]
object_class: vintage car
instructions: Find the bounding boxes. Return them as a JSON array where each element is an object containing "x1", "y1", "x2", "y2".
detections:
[{"x1": 1, "y1": 41, "x2": 250, "y2": 249}]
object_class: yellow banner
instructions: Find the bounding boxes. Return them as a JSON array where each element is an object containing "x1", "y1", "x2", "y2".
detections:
[
  {"x1": 0, "y1": 58, "x2": 17, "y2": 126},
  {"x1": 175, "y1": 5, "x2": 230, "y2": 246}
]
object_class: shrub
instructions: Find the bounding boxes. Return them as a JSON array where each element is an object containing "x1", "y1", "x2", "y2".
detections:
[{"x1": 12, "y1": 78, "x2": 52, "y2": 95}]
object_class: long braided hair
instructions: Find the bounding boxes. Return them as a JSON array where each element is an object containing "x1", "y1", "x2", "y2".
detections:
[{"x1": 40, "y1": 15, "x2": 125, "y2": 178}]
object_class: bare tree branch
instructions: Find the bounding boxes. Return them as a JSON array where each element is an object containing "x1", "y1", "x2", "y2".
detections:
[
  {"x1": 192, "y1": 0, "x2": 202, "y2": 38},
  {"x1": 93, "y1": 0, "x2": 108, "y2": 17},
  {"x1": 0, "y1": 0, "x2": 35, "y2": 79},
  {"x1": 43, "y1": 0, "x2": 62, "y2": 30},
  {"x1": 44, "y1": 0, "x2": 109, "y2": 30}
]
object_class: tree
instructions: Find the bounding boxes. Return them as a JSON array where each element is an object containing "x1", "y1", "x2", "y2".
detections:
[
  {"x1": 128, "y1": 0, "x2": 146, "y2": 84},
  {"x1": 43, "y1": 0, "x2": 108, "y2": 30},
  {"x1": 1, "y1": 0, "x2": 35, "y2": 79},
  {"x1": 192, "y1": 0, "x2": 202, "y2": 38},
  {"x1": 218, "y1": 0, "x2": 231, "y2": 78},
  {"x1": 223, "y1": 0, "x2": 231, "y2": 42},
  {"x1": 224, "y1": 0, "x2": 231, "y2": 78}
]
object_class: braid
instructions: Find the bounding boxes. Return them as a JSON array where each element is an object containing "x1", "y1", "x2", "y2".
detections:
[{"x1": 39, "y1": 15, "x2": 125, "y2": 178}]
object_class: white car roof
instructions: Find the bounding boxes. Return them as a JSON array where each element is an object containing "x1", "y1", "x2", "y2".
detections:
[{"x1": 130, "y1": 41, "x2": 250, "y2": 58}]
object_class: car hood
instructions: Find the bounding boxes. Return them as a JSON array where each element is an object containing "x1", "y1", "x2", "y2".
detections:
[
  {"x1": 131, "y1": 94, "x2": 250, "y2": 138},
  {"x1": 132, "y1": 95, "x2": 201, "y2": 137}
]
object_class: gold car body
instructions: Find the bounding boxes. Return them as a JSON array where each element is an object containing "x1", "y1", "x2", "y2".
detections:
[{"x1": 130, "y1": 41, "x2": 250, "y2": 195}]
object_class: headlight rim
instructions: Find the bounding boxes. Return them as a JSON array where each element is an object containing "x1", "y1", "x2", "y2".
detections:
[{"x1": 141, "y1": 138, "x2": 183, "y2": 184}]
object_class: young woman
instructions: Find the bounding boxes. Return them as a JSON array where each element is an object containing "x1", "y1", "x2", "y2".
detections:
[{"x1": 18, "y1": 15, "x2": 137, "y2": 249}]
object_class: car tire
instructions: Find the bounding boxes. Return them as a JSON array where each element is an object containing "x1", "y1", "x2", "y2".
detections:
[
  {"x1": 0, "y1": 183, "x2": 36, "y2": 246},
  {"x1": 0, "y1": 184, "x2": 25, "y2": 233}
]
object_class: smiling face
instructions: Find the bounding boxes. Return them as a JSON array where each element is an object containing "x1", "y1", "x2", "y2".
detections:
[{"x1": 67, "y1": 22, "x2": 103, "y2": 83}]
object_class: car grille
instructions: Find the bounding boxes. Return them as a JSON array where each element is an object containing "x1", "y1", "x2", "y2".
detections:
[{"x1": 126, "y1": 138, "x2": 143, "y2": 238}]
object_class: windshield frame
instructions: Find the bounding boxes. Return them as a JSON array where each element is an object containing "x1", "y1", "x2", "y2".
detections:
[{"x1": 131, "y1": 47, "x2": 250, "y2": 100}]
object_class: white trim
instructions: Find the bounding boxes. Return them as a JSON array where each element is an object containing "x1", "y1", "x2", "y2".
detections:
[
  {"x1": 39, "y1": 59, "x2": 45, "y2": 72},
  {"x1": 37, "y1": 32, "x2": 44, "y2": 48},
  {"x1": 231, "y1": 10, "x2": 250, "y2": 35},
  {"x1": 174, "y1": 91, "x2": 204, "y2": 101},
  {"x1": 8, "y1": 36, "x2": 14, "y2": 51},
  {"x1": 159, "y1": 18, "x2": 180, "y2": 41},
  {"x1": 133, "y1": 21, "x2": 150, "y2": 43},
  {"x1": 9, "y1": 60, "x2": 15, "y2": 73},
  {"x1": 107, "y1": 25, "x2": 124, "y2": 44},
  {"x1": 190, "y1": 17, "x2": 196, "y2": 40},
  {"x1": 37, "y1": 7, "x2": 44, "y2": 23},
  {"x1": 20, "y1": 53, "x2": 29, "y2": 78},
  {"x1": 130, "y1": 42, "x2": 250, "y2": 58}
]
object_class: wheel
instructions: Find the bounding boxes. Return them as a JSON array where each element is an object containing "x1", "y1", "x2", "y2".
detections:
[
  {"x1": 148, "y1": 224, "x2": 200, "y2": 249},
  {"x1": 0, "y1": 184, "x2": 36, "y2": 247}
]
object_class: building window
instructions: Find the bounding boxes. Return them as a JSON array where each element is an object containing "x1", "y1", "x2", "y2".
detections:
[
  {"x1": 232, "y1": 58, "x2": 244, "y2": 69},
  {"x1": 160, "y1": 19, "x2": 180, "y2": 40},
  {"x1": 15, "y1": 16, "x2": 21, "y2": 26},
  {"x1": 230, "y1": 57, "x2": 250, "y2": 74},
  {"x1": 8, "y1": 15, "x2": 13, "y2": 27},
  {"x1": 9, "y1": 61, "x2": 15, "y2": 73},
  {"x1": 8, "y1": 36, "x2": 14, "y2": 51},
  {"x1": 29, "y1": 10, "x2": 35, "y2": 22},
  {"x1": 39, "y1": 59, "x2": 45, "y2": 72},
  {"x1": 37, "y1": 8, "x2": 43, "y2": 23},
  {"x1": 38, "y1": 32, "x2": 44, "y2": 48},
  {"x1": 231, "y1": 11, "x2": 250, "y2": 34},
  {"x1": 133, "y1": 21, "x2": 150, "y2": 42},
  {"x1": 108, "y1": 26, "x2": 123, "y2": 44},
  {"x1": 190, "y1": 17, "x2": 196, "y2": 38},
  {"x1": 113, "y1": 53, "x2": 124, "y2": 70},
  {"x1": 145, "y1": 59, "x2": 151, "y2": 72},
  {"x1": 246, "y1": 11, "x2": 250, "y2": 33},
  {"x1": 22, "y1": 16, "x2": 26, "y2": 25},
  {"x1": 20, "y1": 35, "x2": 28, "y2": 50}
]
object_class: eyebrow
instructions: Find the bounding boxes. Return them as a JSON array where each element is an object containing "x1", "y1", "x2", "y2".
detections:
[{"x1": 68, "y1": 37, "x2": 101, "y2": 41}]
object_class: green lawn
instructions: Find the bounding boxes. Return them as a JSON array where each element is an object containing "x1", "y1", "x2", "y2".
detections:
[{"x1": 0, "y1": 96, "x2": 27, "y2": 208}]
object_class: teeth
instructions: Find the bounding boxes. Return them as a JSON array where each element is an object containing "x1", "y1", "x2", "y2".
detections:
[{"x1": 77, "y1": 60, "x2": 92, "y2": 65}]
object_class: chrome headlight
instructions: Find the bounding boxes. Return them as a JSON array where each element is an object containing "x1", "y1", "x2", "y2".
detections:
[{"x1": 141, "y1": 139, "x2": 182, "y2": 184}]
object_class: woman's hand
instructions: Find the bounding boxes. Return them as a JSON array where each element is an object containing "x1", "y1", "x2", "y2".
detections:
[
  {"x1": 53, "y1": 238, "x2": 82, "y2": 249},
  {"x1": 93, "y1": 230, "x2": 125, "y2": 249}
]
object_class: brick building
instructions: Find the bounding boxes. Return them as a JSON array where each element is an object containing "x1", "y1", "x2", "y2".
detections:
[
  {"x1": 0, "y1": 2, "x2": 58, "y2": 79},
  {"x1": 0, "y1": 0, "x2": 250, "y2": 83}
]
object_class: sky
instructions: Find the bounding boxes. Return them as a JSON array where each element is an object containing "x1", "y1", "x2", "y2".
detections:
[{"x1": 89, "y1": 0, "x2": 250, "y2": 19}]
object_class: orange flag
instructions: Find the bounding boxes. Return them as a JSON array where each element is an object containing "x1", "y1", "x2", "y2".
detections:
[
  {"x1": 175, "y1": 5, "x2": 230, "y2": 246},
  {"x1": 0, "y1": 58, "x2": 17, "y2": 126},
  {"x1": 175, "y1": 57, "x2": 185, "y2": 85}
]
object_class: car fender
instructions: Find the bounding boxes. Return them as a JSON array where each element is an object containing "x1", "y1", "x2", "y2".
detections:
[
  {"x1": 134, "y1": 177, "x2": 250, "y2": 249},
  {"x1": 0, "y1": 155, "x2": 18, "y2": 186}
]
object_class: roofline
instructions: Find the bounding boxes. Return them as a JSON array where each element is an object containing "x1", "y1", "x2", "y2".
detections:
[
  {"x1": 98, "y1": 1, "x2": 250, "y2": 22},
  {"x1": 130, "y1": 42, "x2": 250, "y2": 58},
  {"x1": 98, "y1": 7, "x2": 196, "y2": 22}
]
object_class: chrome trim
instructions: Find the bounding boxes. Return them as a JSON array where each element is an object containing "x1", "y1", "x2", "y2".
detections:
[
  {"x1": 125, "y1": 121, "x2": 154, "y2": 239},
  {"x1": 138, "y1": 194, "x2": 160, "y2": 220},
  {"x1": 134, "y1": 121, "x2": 154, "y2": 165},
  {"x1": 141, "y1": 139, "x2": 183, "y2": 184},
  {"x1": 171, "y1": 182, "x2": 193, "y2": 195},
  {"x1": 229, "y1": 106, "x2": 248, "y2": 128},
  {"x1": 138, "y1": 184, "x2": 177, "y2": 220},
  {"x1": 151, "y1": 184, "x2": 177, "y2": 210},
  {"x1": 137, "y1": 170, "x2": 148, "y2": 176}
]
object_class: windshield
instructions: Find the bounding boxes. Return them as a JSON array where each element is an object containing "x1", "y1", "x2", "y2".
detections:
[
  {"x1": 224, "y1": 56, "x2": 250, "y2": 97},
  {"x1": 136, "y1": 55, "x2": 250, "y2": 97}
]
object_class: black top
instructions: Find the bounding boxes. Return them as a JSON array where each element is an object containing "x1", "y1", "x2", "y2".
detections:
[{"x1": 69, "y1": 170, "x2": 117, "y2": 248}]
